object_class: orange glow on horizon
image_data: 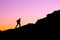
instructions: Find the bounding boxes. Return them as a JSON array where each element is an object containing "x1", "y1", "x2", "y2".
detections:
[
  {"x1": 0, "y1": 18, "x2": 37, "y2": 31},
  {"x1": 0, "y1": 0, "x2": 60, "y2": 31}
]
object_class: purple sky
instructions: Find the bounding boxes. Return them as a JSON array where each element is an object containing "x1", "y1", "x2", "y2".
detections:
[{"x1": 0, "y1": 0, "x2": 60, "y2": 30}]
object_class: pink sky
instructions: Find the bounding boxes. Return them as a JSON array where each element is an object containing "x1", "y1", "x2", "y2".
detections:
[{"x1": 0, "y1": 0, "x2": 60, "y2": 31}]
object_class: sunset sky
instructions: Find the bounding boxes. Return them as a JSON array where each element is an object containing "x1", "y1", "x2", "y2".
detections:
[{"x1": 0, "y1": 0, "x2": 60, "y2": 31}]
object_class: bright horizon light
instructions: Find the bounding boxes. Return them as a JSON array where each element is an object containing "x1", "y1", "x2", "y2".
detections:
[{"x1": 0, "y1": 0, "x2": 60, "y2": 31}]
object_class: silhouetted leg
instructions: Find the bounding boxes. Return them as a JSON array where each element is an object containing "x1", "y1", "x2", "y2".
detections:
[
  {"x1": 19, "y1": 24, "x2": 21, "y2": 27},
  {"x1": 15, "y1": 24, "x2": 18, "y2": 28}
]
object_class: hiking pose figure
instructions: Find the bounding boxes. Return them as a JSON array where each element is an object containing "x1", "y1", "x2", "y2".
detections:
[{"x1": 15, "y1": 18, "x2": 21, "y2": 28}]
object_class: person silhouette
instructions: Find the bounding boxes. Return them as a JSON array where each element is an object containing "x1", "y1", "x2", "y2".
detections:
[{"x1": 15, "y1": 18, "x2": 21, "y2": 28}]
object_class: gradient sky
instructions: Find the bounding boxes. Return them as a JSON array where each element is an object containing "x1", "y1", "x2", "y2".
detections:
[{"x1": 0, "y1": 0, "x2": 60, "y2": 31}]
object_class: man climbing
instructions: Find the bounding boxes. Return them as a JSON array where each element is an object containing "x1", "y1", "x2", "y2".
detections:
[{"x1": 15, "y1": 18, "x2": 21, "y2": 28}]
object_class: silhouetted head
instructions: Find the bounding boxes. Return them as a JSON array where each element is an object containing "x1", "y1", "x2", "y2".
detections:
[{"x1": 19, "y1": 18, "x2": 21, "y2": 20}]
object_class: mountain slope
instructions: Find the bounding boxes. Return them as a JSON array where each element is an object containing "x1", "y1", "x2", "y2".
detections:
[{"x1": 0, "y1": 10, "x2": 60, "y2": 33}]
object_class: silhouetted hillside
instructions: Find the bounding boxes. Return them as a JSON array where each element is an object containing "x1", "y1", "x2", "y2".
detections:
[{"x1": 0, "y1": 10, "x2": 60, "y2": 33}]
